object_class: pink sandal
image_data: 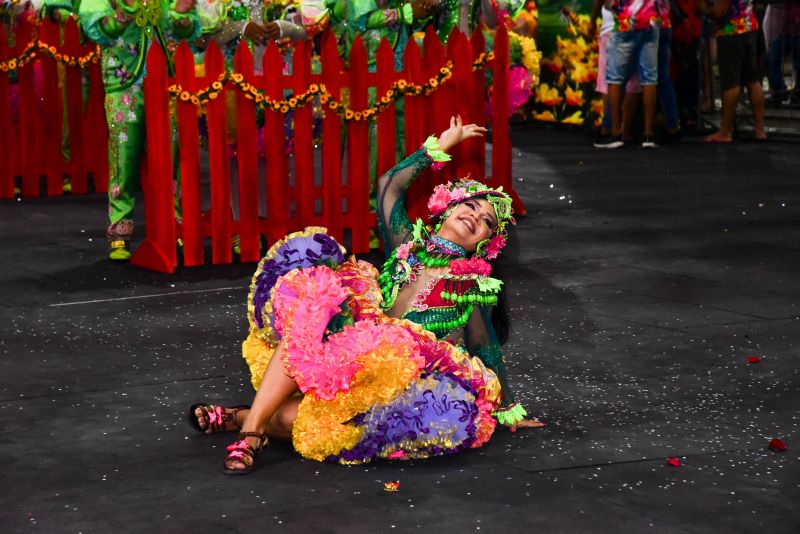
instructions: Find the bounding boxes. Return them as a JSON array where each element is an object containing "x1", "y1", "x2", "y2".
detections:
[
  {"x1": 187, "y1": 403, "x2": 250, "y2": 434},
  {"x1": 222, "y1": 431, "x2": 269, "y2": 475}
]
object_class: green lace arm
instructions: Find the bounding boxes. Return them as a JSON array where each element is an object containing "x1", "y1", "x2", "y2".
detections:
[
  {"x1": 376, "y1": 136, "x2": 450, "y2": 257},
  {"x1": 466, "y1": 305, "x2": 527, "y2": 426},
  {"x1": 79, "y1": 0, "x2": 124, "y2": 45}
]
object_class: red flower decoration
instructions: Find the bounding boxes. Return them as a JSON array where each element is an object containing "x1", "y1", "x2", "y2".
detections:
[
  {"x1": 746, "y1": 356, "x2": 761, "y2": 364},
  {"x1": 666, "y1": 457, "x2": 681, "y2": 467},
  {"x1": 384, "y1": 481, "x2": 400, "y2": 492},
  {"x1": 768, "y1": 438, "x2": 787, "y2": 452}
]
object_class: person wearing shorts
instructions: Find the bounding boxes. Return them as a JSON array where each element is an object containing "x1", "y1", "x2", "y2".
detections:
[
  {"x1": 595, "y1": 0, "x2": 661, "y2": 148},
  {"x1": 698, "y1": 0, "x2": 766, "y2": 142}
]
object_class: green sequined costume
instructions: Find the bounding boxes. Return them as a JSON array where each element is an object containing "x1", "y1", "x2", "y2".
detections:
[
  {"x1": 375, "y1": 141, "x2": 528, "y2": 425},
  {"x1": 79, "y1": 0, "x2": 200, "y2": 242}
]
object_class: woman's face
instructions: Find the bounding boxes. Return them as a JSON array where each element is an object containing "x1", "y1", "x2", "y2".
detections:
[{"x1": 436, "y1": 198, "x2": 497, "y2": 252}]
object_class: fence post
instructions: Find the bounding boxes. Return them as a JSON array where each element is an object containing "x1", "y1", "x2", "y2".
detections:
[
  {"x1": 262, "y1": 42, "x2": 288, "y2": 245},
  {"x1": 402, "y1": 38, "x2": 424, "y2": 220},
  {"x1": 85, "y1": 46, "x2": 108, "y2": 192},
  {"x1": 470, "y1": 29, "x2": 487, "y2": 181},
  {"x1": 233, "y1": 41, "x2": 260, "y2": 263},
  {"x1": 347, "y1": 36, "x2": 370, "y2": 253},
  {"x1": 292, "y1": 40, "x2": 316, "y2": 228},
  {"x1": 320, "y1": 32, "x2": 343, "y2": 242},
  {"x1": 489, "y1": 25, "x2": 524, "y2": 215},
  {"x1": 175, "y1": 42, "x2": 204, "y2": 266},
  {"x1": 204, "y1": 41, "x2": 233, "y2": 264},
  {"x1": 131, "y1": 44, "x2": 177, "y2": 273},
  {"x1": 63, "y1": 17, "x2": 86, "y2": 194},
  {"x1": 0, "y1": 25, "x2": 13, "y2": 198},
  {"x1": 17, "y1": 20, "x2": 39, "y2": 197},
  {"x1": 39, "y1": 20, "x2": 64, "y2": 196},
  {"x1": 375, "y1": 39, "x2": 396, "y2": 180}
]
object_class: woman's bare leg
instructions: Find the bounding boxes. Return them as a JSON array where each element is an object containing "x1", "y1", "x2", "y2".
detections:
[
  {"x1": 266, "y1": 397, "x2": 301, "y2": 441},
  {"x1": 226, "y1": 342, "x2": 298, "y2": 470}
]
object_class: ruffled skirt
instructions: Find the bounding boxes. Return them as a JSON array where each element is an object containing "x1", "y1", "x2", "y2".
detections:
[{"x1": 243, "y1": 228, "x2": 501, "y2": 463}]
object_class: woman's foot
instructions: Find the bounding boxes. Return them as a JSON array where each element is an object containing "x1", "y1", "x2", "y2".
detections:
[
  {"x1": 223, "y1": 432, "x2": 269, "y2": 475},
  {"x1": 705, "y1": 131, "x2": 733, "y2": 144},
  {"x1": 188, "y1": 403, "x2": 250, "y2": 434},
  {"x1": 512, "y1": 418, "x2": 547, "y2": 430}
]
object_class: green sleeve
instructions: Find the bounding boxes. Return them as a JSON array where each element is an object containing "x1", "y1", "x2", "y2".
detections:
[{"x1": 78, "y1": 0, "x2": 122, "y2": 45}]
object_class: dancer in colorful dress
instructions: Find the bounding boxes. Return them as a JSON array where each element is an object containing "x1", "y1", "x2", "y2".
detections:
[
  {"x1": 188, "y1": 116, "x2": 543, "y2": 474},
  {"x1": 79, "y1": 0, "x2": 201, "y2": 260}
]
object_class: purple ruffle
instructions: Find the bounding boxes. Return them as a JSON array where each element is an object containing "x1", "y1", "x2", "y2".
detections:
[
  {"x1": 252, "y1": 233, "x2": 344, "y2": 330},
  {"x1": 330, "y1": 372, "x2": 480, "y2": 463}
]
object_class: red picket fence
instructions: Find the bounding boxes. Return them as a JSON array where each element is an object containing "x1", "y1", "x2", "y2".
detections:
[
  {"x1": 0, "y1": 17, "x2": 108, "y2": 199},
  {"x1": 134, "y1": 25, "x2": 524, "y2": 273}
]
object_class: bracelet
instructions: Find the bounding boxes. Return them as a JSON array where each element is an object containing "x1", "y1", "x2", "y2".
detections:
[
  {"x1": 421, "y1": 135, "x2": 452, "y2": 170},
  {"x1": 492, "y1": 402, "x2": 528, "y2": 427}
]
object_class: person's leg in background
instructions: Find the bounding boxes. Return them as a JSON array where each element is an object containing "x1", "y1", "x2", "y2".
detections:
[{"x1": 657, "y1": 27, "x2": 681, "y2": 139}]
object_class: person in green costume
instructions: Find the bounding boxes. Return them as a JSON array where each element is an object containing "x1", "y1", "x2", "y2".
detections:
[
  {"x1": 79, "y1": 0, "x2": 201, "y2": 260},
  {"x1": 435, "y1": 0, "x2": 526, "y2": 43}
]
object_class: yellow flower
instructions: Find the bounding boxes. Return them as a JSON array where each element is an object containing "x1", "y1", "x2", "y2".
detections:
[
  {"x1": 345, "y1": 110, "x2": 354, "y2": 120},
  {"x1": 231, "y1": 73, "x2": 244, "y2": 83},
  {"x1": 561, "y1": 110, "x2": 584, "y2": 125},
  {"x1": 211, "y1": 81, "x2": 223, "y2": 90},
  {"x1": 430, "y1": 79, "x2": 439, "y2": 88},
  {"x1": 255, "y1": 94, "x2": 264, "y2": 103},
  {"x1": 533, "y1": 111, "x2": 556, "y2": 122},
  {"x1": 535, "y1": 83, "x2": 562, "y2": 107},
  {"x1": 280, "y1": 106, "x2": 289, "y2": 113},
  {"x1": 353, "y1": 111, "x2": 362, "y2": 121},
  {"x1": 309, "y1": 84, "x2": 319, "y2": 94},
  {"x1": 329, "y1": 101, "x2": 338, "y2": 110},
  {"x1": 180, "y1": 91, "x2": 191, "y2": 101},
  {"x1": 209, "y1": 92, "x2": 219, "y2": 100},
  {"x1": 191, "y1": 96, "x2": 200, "y2": 105},
  {"x1": 241, "y1": 82, "x2": 251, "y2": 92},
  {"x1": 396, "y1": 80, "x2": 407, "y2": 90},
  {"x1": 570, "y1": 60, "x2": 596, "y2": 85},
  {"x1": 319, "y1": 94, "x2": 329, "y2": 104},
  {"x1": 8, "y1": 59, "x2": 17, "y2": 69},
  {"x1": 288, "y1": 97, "x2": 298, "y2": 107},
  {"x1": 565, "y1": 86, "x2": 584, "y2": 107}
]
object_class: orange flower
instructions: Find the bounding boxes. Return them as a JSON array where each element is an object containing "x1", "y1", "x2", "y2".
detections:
[
  {"x1": 396, "y1": 80, "x2": 407, "y2": 90},
  {"x1": 535, "y1": 83, "x2": 562, "y2": 107},
  {"x1": 288, "y1": 97, "x2": 298, "y2": 107},
  {"x1": 231, "y1": 73, "x2": 244, "y2": 83},
  {"x1": 345, "y1": 109, "x2": 354, "y2": 120},
  {"x1": 241, "y1": 82, "x2": 251, "y2": 91},
  {"x1": 255, "y1": 94, "x2": 264, "y2": 103},
  {"x1": 309, "y1": 84, "x2": 319, "y2": 93},
  {"x1": 542, "y1": 56, "x2": 563, "y2": 74},
  {"x1": 280, "y1": 106, "x2": 289, "y2": 113},
  {"x1": 353, "y1": 111, "x2": 362, "y2": 121},
  {"x1": 211, "y1": 81, "x2": 223, "y2": 90},
  {"x1": 565, "y1": 86, "x2": 584, "y2": 107},
  {"x1": 180, "y1": 91, "x2": 191, "y2": 101},
  {"x1": 319, "y1": 93, "x2": 329, "y2": 104},
  {"x1": 591, "y1": 98, "x2": 604, "y2": 117},
  {"x1": 329, "y1": 101, "x2": 338, "y2": 109},
  {"x1": 191, "y1": 96, "x2": 200, "y2": 105},
  {"x1": 533, "y1": 111, "x2": 556, "y2": 122},
  {"x1": 209, "y1": 92, "x2": 219, "y2": 100}
]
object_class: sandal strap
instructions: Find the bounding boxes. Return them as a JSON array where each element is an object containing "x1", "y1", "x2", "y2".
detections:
[{"x1": 236, "y1": 431, "x2": 269, "y2": 451}]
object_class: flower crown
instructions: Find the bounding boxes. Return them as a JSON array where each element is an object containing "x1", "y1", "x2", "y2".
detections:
[{"x1": 427, "y1": 179, "x2": 516, "y2": 259}]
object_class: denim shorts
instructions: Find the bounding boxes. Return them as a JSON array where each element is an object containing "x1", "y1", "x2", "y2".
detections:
[{"x1": 606, "y1": 27, "x2": 660, "y2": 86}]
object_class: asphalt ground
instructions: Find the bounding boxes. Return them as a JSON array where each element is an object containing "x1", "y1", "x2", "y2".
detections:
[{"x1": 1, "y1": 126, "x2": 798, "y2": 533}]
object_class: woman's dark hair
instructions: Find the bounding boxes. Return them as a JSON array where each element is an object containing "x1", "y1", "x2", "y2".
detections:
[{"x1": 490, "y1": 265, "x2": 511, "y2": 345}]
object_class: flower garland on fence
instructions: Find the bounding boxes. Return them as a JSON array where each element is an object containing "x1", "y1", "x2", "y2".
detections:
[
  {"x1": 168, "y1": 51, "x2": 495, "y2": 121},
  {"x1": 0, "y1": 40, "x2": 101, "y2": 73}
]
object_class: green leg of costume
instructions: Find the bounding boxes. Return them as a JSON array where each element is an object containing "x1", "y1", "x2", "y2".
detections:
[{"x1": 105, "y1": 83, "x2": 182, "y2": 250}]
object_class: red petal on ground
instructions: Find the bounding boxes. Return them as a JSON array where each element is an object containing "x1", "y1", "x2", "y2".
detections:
[
  {"x1": 747, "y1": 356, "x2": 761, "y2": 363},
  {"x1": 768, "y1": 439, "x2": 788, "y2": 452},
  {"x1": 666, "y1": 457, "x2": 681, "y2": 467}
]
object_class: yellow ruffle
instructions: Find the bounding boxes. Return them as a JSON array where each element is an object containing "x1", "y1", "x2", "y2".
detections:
[
  {"x1": 242, "y1": 330, "x2": 276, "y2": 391},
  {"x1": 292, "y1": 340, "x2": 422, "y2": 461}
]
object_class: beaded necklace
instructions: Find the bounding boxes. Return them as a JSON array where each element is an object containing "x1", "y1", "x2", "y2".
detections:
[{"x1": 378, "y1": 229, "x2": 504, "y2": 337}]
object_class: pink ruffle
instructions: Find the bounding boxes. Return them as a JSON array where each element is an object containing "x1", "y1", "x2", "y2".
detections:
[{"x1": 274, "y1": 265, "x2": 422, "y2": 401}]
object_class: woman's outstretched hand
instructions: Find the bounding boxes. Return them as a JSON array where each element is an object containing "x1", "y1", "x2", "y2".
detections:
[
  {"x1": 437, "y1": 115, "x2": 487, "y2": 153},
  {"x1": 510, "y1": 418, "x2": 547, "y2": 431}
]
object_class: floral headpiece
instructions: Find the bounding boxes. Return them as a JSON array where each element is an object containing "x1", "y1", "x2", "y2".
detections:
[{"x1": 427, "y1": 179, "x2": 516, "y2": 259}]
